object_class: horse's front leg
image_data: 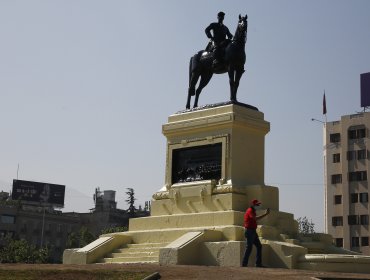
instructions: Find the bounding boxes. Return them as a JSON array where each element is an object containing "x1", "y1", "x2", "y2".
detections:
[
  {"x1": 186, "y1": 90, "x2": 192, "y2": 109},
  {"x1": 228, "y1": 70, "x2": 236, "y2": 101},
  {"x1": 232, "y1": 69, "x2": 244, "y2": 101},
  {"x1": 193, "y1": 91, "x2": 200, "y2": 108}
]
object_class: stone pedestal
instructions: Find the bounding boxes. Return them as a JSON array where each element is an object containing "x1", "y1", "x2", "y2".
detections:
[
  {"x1": 150, "y1": 103, "x2": 279, "y2": 217},
  {"x1": 163, "y1": 103, "x2": 269, "y2": 189}
]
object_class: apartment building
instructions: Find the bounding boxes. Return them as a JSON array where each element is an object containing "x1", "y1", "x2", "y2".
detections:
[{"x1": 325, "y1": 112, "x2": 370, "y2": 254}]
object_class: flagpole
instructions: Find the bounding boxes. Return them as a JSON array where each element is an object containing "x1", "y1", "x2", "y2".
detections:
[
  {"x1": 323, "y1": 90, "x2": 327, "y2": 124},
  {"x1": 322, "y1": 90, "x2": 327, "y2": 233}
]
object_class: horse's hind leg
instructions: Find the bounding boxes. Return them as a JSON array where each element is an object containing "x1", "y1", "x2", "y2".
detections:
[
  {"x1": 187, "y1": 72, "x2": 199, "y2": 109},
  {"x1": 193, "y1": 72, "x2": 213, "y2": 108}
]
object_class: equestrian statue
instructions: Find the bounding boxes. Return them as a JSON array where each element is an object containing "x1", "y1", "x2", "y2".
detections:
[{"x1": 186, "y1": 12, "x2": 248, "y2": 109}]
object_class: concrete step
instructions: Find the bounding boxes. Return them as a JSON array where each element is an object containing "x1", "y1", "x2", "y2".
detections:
[
  {"x1": 108, "y1": 251, "x2": 159, "y2": 258},
  {"x1": 300, "y1": 242, "x2": 325, "y2": 254},
  {"x1": 100, "y1": 256, "x2": 158, "y2": 263},
  {"x1": 124, "y1": 242, "x2": 169, "y2": 249},
  {"x1": 307, "y1": 248, "x2": 325, "y2": 254},
  {"x1": 114, "y1": 247, "x2": 161, "y2": 253},
  {"x1": 99, "y1": 242, "x2": 169, "y2": 264}
]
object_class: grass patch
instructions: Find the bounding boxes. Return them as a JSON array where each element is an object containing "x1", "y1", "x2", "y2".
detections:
[{"x1": 0, "y1": 269, "x2": 149, "y2": 280}]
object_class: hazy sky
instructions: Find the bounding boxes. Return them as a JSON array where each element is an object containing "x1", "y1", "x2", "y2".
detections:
[{"x1": 1, "y1": 1, "x2": 369, "y2": 232}]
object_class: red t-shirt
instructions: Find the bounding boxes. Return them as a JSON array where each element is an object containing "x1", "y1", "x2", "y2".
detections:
[{"x1": 244, "y1": 207, "x2": 257, "y2": 229}]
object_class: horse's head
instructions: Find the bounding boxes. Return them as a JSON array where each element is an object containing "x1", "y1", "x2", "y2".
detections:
[
  {"x1": 238, "y1": 14, "x2": 248, "y2": 34},
  {"x1": 232, "y1": 14, "x2": 248, "y2": 43}
]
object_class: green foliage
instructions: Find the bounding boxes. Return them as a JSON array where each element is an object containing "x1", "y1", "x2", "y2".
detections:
[
  {"x1": 0, "y1": 198, "x2": 22, "y2": 208},
  {"x1": 296, "y1": 216, "x2": 315, "y2": 234},
  {"x1": 65, "y1": 232, "x2": 79, "y2": 249},
  {"x1": 66, "y1": 227, "x2": 96, "y2": 249},
  {"x1": 0, "y1": 236, "x2": 50, "y2": 263},
  {"x1": 79, "y1": 227, "x2": 95, "y2": 247},
  {"x1": 101, "y1": 226, "x2": 128, "y2": 235},
  {"x1": 125, "y1": 188, "x2": 136, "y2": 216},
  {"x1": 0, "y1": 269, "x2": 149, "y2": 280}
]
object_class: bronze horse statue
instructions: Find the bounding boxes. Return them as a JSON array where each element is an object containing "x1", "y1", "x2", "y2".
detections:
[{"x1": 186, "y1": 14, "x2": 248, "y2": 109}]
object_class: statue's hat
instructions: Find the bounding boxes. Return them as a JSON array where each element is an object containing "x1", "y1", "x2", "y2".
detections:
[{"x1": 218, "y1": 11, "x2": 225, "y2": 17}]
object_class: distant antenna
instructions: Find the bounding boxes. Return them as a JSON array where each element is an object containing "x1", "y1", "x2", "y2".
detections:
[{"x1": 17, "y1": 163, "x2": 19, "y2": 180}]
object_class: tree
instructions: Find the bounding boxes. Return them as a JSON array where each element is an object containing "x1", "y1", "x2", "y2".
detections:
[
  {"x1": 66, "y1": 227, "x2": 95, "y2": 249},
  {"x1": 0, "y1": 236, "x2": 50, "y2": 263},
  {"x1": 125, "y1": 188, "x2": 136, "y2": 216},
  {"x1": 296, "y1": 216, "x2": 315, "y2": 234},
  {"x1": 65, "y1": 232, "x2": 79, "y2": 249},
  {"x1": 79, "y1": 227, "x2": 95, "y2": 247}
]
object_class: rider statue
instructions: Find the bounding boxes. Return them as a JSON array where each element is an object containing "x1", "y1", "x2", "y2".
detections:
[{"x1": 205, "y1": 11, "x2": 233, "y2": 68}]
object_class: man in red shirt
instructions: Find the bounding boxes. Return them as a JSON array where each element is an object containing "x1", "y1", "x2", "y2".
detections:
[{"x1": 242, "y1": 199, "x2": 270, "y2": 267}]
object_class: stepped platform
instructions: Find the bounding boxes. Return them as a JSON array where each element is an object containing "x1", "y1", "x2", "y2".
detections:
[
  {"x1": 63, "y1": 103, "x2": 370, "y2": 273},
  {"x1": 99, "y1": 242, "x2": 169, "y2": 264}
]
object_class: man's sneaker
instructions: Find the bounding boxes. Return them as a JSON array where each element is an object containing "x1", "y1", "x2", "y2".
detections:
[{"x1": 255, "y1": 264, "x2": 267, "y2": 268}]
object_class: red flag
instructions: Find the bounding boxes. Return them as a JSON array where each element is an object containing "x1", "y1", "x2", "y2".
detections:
[{"x1": 323, "y1": 92, "x2": 327, "y2": 115}]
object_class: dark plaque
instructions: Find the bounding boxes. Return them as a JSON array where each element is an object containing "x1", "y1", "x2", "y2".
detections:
[{"x1": 172, "y1": 143, "x2": 222, "y2": 184}]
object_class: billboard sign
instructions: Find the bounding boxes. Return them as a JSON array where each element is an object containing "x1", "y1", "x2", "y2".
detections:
[
  {"x1": 12, "y1": 179, "x2": 65, "y2": 207},
  {"x1": 361, "y1": 72, "x2": 370, "y2": 107}
]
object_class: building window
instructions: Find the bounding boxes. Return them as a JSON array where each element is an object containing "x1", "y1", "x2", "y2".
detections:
[
  {"x1": 352, "y1": 237, "x2": 360, "y2": 247},
  {"x1": 348, "y1": 128, "x2": 366, "y2": 140},
  {"x1": 330, "y1": 133, "x2": 341, "y2": 143},
  {"x1": 335, "y1": 238, "x2": 343, "y2": 247},
  {"x1": 362, "y1": 237, "x2": 369, "y2": 246},
  {"x1": 360, "y1": 192, "x2": 369, "y2": 203},
  {"x1": 349, "y1": 171, "x2": 367, "y2": 182},
  {"x1": 360, "y1": 215, "x2": 369, "y2": 225},
  {"x1": 357, "y1": 149, "x2": 367, "y2": 160},
  {"x1": 358, "y1": 128, "x2": 366, "y2": 138},
  {"x1": 334, "y1": 195, "x2": 342, "y2": 204},
  {"x1": 351, "y1": 193, "x2": 359, "y2": 203},
  {"x1": 331, "y1": 174, "x2": 342, "y2": 184},
  {"x1": 333, "y1": 153, "x2": 341, "y2": 163},
  {"x1": 347, "y1": 151, "x2": 356, "y2": 160},
  {"x1": 0, "y1": 215, "x2": 15, "y2": 224},
  {"x1": 348, "y1": 215, "x2": 359, "y2": 225},
  {"x1": 332, "y1": 216, "x2": 343, "y2": 226},
  {"x1": 348, "y1": 130, "x2": 357, "y2": 139}
]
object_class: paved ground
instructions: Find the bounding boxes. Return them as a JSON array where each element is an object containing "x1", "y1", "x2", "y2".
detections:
[{"x1": 1, "y1": 263, "x2": 370, "y2": 280}]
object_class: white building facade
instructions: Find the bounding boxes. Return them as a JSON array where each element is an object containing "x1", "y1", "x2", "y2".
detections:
[{"x1": 325, "y1": 112, "x2": 370, "y2": 254}]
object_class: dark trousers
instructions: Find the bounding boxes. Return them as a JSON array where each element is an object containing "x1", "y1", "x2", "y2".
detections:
[{"x1": 242, "y1": 228, "x2": 262, "y2": 267}]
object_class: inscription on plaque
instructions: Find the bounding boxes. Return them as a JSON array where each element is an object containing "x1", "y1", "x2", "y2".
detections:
[{"x1": 172, "y1": 143, "x2": 222, "y2": 184}]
